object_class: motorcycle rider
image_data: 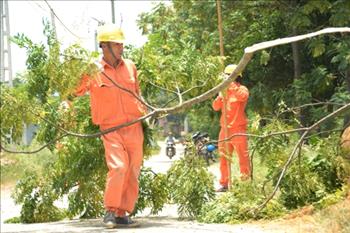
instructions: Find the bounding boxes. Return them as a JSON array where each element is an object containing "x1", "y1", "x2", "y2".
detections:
[
  {"x1": 165, "y1": 132, "x2": 176, "y2": 158},
  {"x1": 165, "y1": 131, "x2": 176, "y2": 144}
]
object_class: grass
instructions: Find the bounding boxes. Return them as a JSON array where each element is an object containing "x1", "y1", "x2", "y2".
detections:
[
  {"x1": 316, "y1": 194, "x2": 350, "y2": 233},
  {"x1": 0, "y1": 143, "x2": 56, "y2": 186}
]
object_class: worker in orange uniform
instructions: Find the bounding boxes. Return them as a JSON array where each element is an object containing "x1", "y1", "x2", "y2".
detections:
[
  {"x1": 75, "y1": 24, "x2": 145, "y2": 228},
  {"x1": 212, "y1": 64, "x2": 250, "y2": 192}
]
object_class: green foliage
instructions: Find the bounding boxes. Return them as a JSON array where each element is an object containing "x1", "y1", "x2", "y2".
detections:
[
  {"x1": 133, "y1": 167, "x2": 169, "y2": 216},
  {"x1": 0, "y1": 147, "x2": 55, "y2": 185},
  {"x1": 142, "y1": 121, "x2": 159, "y2": 160},
  {"x1": 12, "y1": 172, "x2": 65, "y2": 223},
  {"x1": 187, "y1": 100, "x2": 220, "y2": 139},
  {"x1": 329, "y1": 0, "x2": 350, "y2": 26},
  {"x1": 198, "y1": 182, "x2": 286, "y2": 223},
  {"x1": 11, "y1": 33, "x2": 49, "y2": 103},
  {"x1": 4, "y1": 217, "x2": 21, "y2": 224},
  {"x1": 53, "y1": 136, "x2": 105, "y2": 219},
  {"x1": 315, "y1": 184, "x2": 349, "y2": 209},
  {"x1": 330, "y1": 39, "x2": 350, "y2": 71},
  {"x1": 278, "y1": 159, "x2": 326, "y2": 209},
  {"x1": 11, "y1": 21, "x2": 99, "y2": 103},
  {"x1": 308, "y1": 38, "x2": 326, "y2": 58},
  {"x1": 134, "y1": 2, "x2": 223, "y2": 108},
  {"x1": 34, "y1": 99, "x2": 61, "y2": 150},
  {"x1": 260, "y1": 50, "x2": 271, "y2": 66},
  {"x1": 198, "y1": 120, "x2": 349, "y2": 223},
  {"x1": 5, "y1": 24, "x2": 105, "y2": 221},
  {"x1": 331, "y1": 85, "x2": 350, "y2": 106},
  {"x1": 0, "y1": 84, "x2": 38, "y2": 142},
  {"x1": 49, "y1": 44, "x2": 99, "y2": 100},
  {"x1": 308, "y1": 134, "x2": 346, "y2": 192},
  {"x1": 135, "y1": 0, "x2": 350, "y2": 153},
  {"x1": 167, "y1": 150, "x2": 215, "y2": 218}
]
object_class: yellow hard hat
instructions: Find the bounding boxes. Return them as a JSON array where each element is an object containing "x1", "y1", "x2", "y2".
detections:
[
  {"x1": 97, "y1": 24, "x2": 125, "y2": 43},
  {"x1": 224, "y1": 64, "x2": 242, "y2": 76}
]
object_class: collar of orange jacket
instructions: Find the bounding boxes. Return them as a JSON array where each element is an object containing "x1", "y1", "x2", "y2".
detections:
[{"x1": 101, "y1": 58, "x2": 125, "y2": 69}]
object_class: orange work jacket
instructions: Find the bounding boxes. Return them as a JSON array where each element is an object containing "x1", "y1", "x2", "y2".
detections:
[
  {"x1": 212, "y1": 82, "x2": 249, "y2": 128},
  {"x1": 75, "y1": 58, "x2": 145, "y2": 126}
]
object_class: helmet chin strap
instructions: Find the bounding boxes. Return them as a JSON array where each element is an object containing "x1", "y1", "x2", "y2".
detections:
[{"x1": 107, "y1": 42, "x2": 121, "y2": 68}]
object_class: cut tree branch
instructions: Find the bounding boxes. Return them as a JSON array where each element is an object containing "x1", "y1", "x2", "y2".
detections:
[
  {"x1": 2, "y1": 27, "x2": 349, "y2": 153},
  {"x1": 252, "y1": 102, "x2": 350, "y2": 213}
]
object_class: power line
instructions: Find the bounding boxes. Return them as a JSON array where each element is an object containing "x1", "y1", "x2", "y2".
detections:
[
  {"x1": 43, "y1": 0, "x2": 85, "y2": 40},
  {"x1": 31, "y1": 1, "x2": 48, "y2": 14}
]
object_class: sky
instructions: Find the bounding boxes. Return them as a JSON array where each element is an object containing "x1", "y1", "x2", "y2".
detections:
[{"x1": 7, "y1": 0, "x2": 164, "y2": 78}]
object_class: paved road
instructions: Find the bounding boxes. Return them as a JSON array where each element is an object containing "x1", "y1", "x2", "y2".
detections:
[
  {"x1": 143, "y1": 141, "x2": 185, "y2": 174},
  {"x1": 0, "y1": 142, "x2": 277, "y2": 233},
  {"x1": 1, "y1": 217, "x2": 270, "y2": 233}
]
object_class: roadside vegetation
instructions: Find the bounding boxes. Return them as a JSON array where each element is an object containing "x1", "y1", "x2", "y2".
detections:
[
  {"x1": 1, "y1": 145, "x2": 55, "y2": 186},
  {"x1": 1, "y1": 1, "x2": 349, "y2": 232}
]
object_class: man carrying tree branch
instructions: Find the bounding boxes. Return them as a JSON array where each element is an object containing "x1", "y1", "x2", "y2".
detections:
[
  {"x1": 75, "y1": 24, "x2": 145, "y2": 228},
  {"x1": 212, "y1": 64, "x2": 251, "y2": 192}
]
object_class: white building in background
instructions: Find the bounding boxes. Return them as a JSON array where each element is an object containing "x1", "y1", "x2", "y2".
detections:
[{"x1": 22, "y1": 124, "x2": 38, "y2": 145}]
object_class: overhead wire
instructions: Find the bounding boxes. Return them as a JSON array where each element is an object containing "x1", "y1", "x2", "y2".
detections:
[
  {"x1": 43, "y1": 0, "x2": 88, "y2": 40},
  {"x1": 30, "y1": 1, "x2": 48, "y2": 14}
]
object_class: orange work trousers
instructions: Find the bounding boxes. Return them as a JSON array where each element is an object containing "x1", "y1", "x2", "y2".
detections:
[
  {"x1": 100, "y1": 122, "x2": 143, "y2": 216},
  {"x1": 218, "y1": 125, "x2": 250, "y2": 187}
]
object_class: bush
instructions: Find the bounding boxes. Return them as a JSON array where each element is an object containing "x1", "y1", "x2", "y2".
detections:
[
  {"x1": 133, "y1": 167, "x2": 169, "y2": 215},
  {"x1": 198, "y1": 182, "x2": 286, "y2": 223},
  {"x1": 12, "y1": 173, "x2": 65, "y2": 223},
  {"x1": 167, "y1": 146, "x2": 215, "y2": 218}
]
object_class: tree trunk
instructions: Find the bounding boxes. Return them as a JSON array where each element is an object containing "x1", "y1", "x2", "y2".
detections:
[
  {"x1": 292, "y1": 38, "x2": 301, "y2": 79},
  {"x1": 344, "y1": 67, "x2": 350, "y2": 128},
  {"x1": 291, "y1": 28, "x2": 308, "y2": 128}
]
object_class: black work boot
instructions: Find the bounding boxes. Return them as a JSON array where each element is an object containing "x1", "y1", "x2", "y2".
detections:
[
  {"x1": 115, "y1": 215, "x2": 140, "y2": 228},
  {"x1": 103, "y1": 211, "x2": 117, "y2": 229}
]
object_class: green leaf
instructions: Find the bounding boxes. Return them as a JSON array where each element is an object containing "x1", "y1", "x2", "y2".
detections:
[
  {"x1": 260, "y1": 50, "x2": 270, "y2": 66},
  {"x1": 309, "y1": 39, "x2": 326, "y2": 57}
]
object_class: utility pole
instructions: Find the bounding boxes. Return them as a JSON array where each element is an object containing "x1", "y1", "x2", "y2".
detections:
[
  {"x1": 91, "y1": 17, "x2": 105, "y2": 51},
  {"x1": 0, "y1": 0, "x2": 13, "y2": 87},
  {"x1": 216, "y1": 0, "x2": 224, "y2": 58},
  {"x1": 44, "y1": 0, "x2": 57, "y2": 38},
  {"x1": 216, "y1": 0, "x2": 232, "y2": 189},
  {"x1": 111, "y1": 0, "x2": 115, "y2": 23},
  {"x1": 49, "y1": 7, "x2": 57, "y2": 38}
]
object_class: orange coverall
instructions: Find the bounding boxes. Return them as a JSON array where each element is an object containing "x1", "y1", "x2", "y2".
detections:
[
  {"x1": 76, "y1": 58, "x2": 144, "y2": 216},
  {"x1": 212, "y1": 82, "x2": 250, "y2": 187}
]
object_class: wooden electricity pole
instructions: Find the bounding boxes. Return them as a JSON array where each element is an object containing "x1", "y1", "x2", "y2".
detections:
[
  {"x1": 216, "y1": 0, "x2": 232, "y2": 189},
  {"x1": 217, "y1": 0, "x2": 224, "y2": 58},
  {"x1": 111, "y1": 0, "x2": 116, "y2": 23}
]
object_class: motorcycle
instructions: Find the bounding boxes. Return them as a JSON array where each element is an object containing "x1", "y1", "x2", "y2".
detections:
[
  {"x1": 189, "y1": 132, "x2": 217, "y2": 165},
  {"x1": 166, "y1": 140, "x2": 176, "y2": 159}
]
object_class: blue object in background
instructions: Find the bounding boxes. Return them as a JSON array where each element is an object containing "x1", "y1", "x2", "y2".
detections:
[{"x1": 206, "y1": 144, "x2": 216, "y2": 152}]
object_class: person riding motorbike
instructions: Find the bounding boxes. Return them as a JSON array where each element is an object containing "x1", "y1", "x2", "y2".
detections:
[{"x1": 165, "y1": 132, "x2": 176, "y2": 158}]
